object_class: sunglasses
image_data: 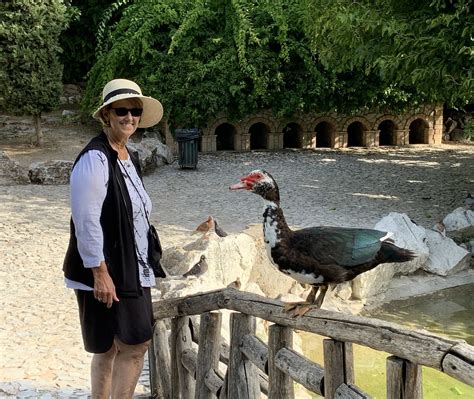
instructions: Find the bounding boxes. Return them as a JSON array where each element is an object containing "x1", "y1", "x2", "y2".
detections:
[{"x1": 111, "y1": 107, "x2": 143, "y2": 117}]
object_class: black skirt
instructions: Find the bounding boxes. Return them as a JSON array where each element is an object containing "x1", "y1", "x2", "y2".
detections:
[{"x1": 75, "y1": 287, "x2": 154, "y2": 353}]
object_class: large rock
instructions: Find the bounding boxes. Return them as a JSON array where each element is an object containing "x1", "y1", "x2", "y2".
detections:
[
  {"x1": 352, "y1": 213, "x2": 429, "y2": 300},
  {"x1": 0, "y1": 151, "x2": 29, "y2": 184},
  {"x1": 443, "y1": 207, "x2": 474, "y2": 249},
  {"x1": 128, "y1": 137, "x2": 174, "y2": 173},
  {"x1": 28, "y1": 160, "x2": 73, "y2": 184},
  {"x1": 157, "y1": 224, "x2": 300, "y2": 343},
  {"x1": 158, "y1": 224, "x2": 294, "y2": 301},
  {"x1": 423, "y1": 229, "x2": 471, "y2": 275},
  {"x1": 156, "y1": 210, "x2": 473, "y2": 319}
]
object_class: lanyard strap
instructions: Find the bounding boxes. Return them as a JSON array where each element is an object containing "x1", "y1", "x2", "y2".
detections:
[
  {"x1": 113, "y1": 161, "x2": 149, "y2": 268},
  {"x1": 117, "y1": 158, "x2": 152, "y2": 229}
]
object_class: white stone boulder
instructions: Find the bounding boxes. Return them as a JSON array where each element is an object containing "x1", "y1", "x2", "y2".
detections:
[
  {"x1": 128, "y1": 137, "x2": 174, "y2": 172},
  {"x1": 321, "y1": 282, "x2": 364, "y2": 314},
  {"x1": 156, "y1": 224, "x2": 297, "y2": 343},
  {"x1": 423, "y1": 229, "x2": 471, "y2": 276},
  {"x1": 158, "y1": 224, "x2": 295, "y2": 301},
  {"x1": 352, "y1": 213, "x2": 429, "y2": 300},
  {"x1": 28, "y1": 160, "x2": 73, "y2": 184},
  {"x1": 443, "y1": 207, "x2": 474, "y2": 232},
  {"x1": 156, "y1": 210, "x2": 473, "y2": 318},
  {"x1": 0, "y1": 151, "x2": 29, "y2": 184},
  {"x1": 443, "y1": 206, "x2": 474, "y2": 248}
]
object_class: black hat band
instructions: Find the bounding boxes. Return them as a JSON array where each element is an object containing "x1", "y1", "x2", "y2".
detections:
[{"x1": 103, "y1": 88, "x2": 140, "y2": 103}]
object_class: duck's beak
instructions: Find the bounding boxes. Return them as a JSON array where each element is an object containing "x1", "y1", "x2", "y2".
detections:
[{"x1": 229, "y1": 176, "x2": 252, "y2": 190}]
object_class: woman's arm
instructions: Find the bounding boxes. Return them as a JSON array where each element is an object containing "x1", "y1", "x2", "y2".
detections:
[{"x1": 71, "y1": 150, "x2": 118, "y2": 307}]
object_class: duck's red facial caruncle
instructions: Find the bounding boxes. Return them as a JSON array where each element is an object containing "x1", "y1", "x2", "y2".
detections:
[{"x1": 229, "y1": 170, "x2": 265, "y2": 191}]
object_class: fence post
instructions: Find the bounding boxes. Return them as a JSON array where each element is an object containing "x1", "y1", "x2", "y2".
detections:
[
  {"x1": 195, "y1": 312, "x2": 222, "y2": 399},
  {"x1": 149, "y1": 330, "x2": 158, "y2": 398},
  {"x1": 171, "y1": 316, "x2": 195, "y2": 399},
  {"x1": 227, "y1": 313, "x2": 261, "y2": 399},
  {"x1": 149, "y1": 319, "x2": 171, "y2": 398},
  {"x1": 387, "y1": 356, "x2": 423, "y2": 399},
  {"x1": 268, "y1": 324, "x2": 295, "y2": 399},
  {"x1": 323, "y1": 339, "x2": 354, "y2": 399}
]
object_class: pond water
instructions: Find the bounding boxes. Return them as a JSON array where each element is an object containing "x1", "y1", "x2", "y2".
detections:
[{"x1": 300, "y1": 284, "x2": 474, "y2": 399}]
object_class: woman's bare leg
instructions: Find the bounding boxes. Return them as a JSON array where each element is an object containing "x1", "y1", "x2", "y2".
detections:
[
  {"x1": 111, "y1": 338, "x2": 150, "y2": 399},
  {"x1": 90, "y1": 343, "x2": 117, "y2": 399}
]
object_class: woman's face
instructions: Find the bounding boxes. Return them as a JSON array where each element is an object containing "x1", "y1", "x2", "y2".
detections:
[{"x1": 104, "y1": 98, "x2": 142, "y2": 140}]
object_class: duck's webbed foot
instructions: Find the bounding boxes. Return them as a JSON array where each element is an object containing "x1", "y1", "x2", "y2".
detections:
[
  {"x1": 283, "y1": 286, "x2": 326, "y2": 317},
  {"x1": 283, "y1": 301, "x2": 314, "y2": 317}
]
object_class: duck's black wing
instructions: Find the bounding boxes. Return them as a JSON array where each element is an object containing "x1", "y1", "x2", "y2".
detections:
[{"x1": 289, "y1": 226, "x2": 389, "y2": 267}]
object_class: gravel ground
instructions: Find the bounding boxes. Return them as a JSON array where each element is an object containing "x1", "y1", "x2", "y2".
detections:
[
  {"x1": 0, "y1": 144, "x2": 473, "y2": 398},
  {"x1": 147, "y1": 146, "x2": 473, "y2": 232}
]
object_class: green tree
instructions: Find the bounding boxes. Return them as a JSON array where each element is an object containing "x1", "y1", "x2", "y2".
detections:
[
  {"x1": 303, "y1": 0, "x2": 474, "y2": 109},
  {"x1": 0, "y1": 0, "x2": 70, "y2": 146},
  {"x1": 82, "y1": 0, "x2": 342, "y2": 129},
  {"x1": 82, "y1": 0, "x2": 449, "y2": 130},
  {"x1": 60, "y1": 0, "x2": 126, "y2": 83}
]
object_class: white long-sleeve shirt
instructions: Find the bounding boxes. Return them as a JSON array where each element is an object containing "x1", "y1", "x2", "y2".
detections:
[{"x1": 65, "y1": 150, "x2": 156, "y2": 290}]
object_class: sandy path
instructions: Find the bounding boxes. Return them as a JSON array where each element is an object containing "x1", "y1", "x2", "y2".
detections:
[{"x1": 0, "y1": 143, "x2": 473, "y2": 396}]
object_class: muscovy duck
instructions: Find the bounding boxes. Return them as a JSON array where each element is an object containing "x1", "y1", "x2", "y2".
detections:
[{"x1": 230, "y1": 170, "x2": 416, "y2": 316}]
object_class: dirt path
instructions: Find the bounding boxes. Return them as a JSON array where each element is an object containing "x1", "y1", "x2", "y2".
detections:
[{"x1": 1, "y1": 113, "x2": 473, "y2": 397}]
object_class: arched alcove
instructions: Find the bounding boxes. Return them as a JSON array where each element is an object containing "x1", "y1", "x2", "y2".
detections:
[
  {"x1": 215, "y1": 123, "x2": 236, "y2": 151},
  {"x1": 347, "y1": 122, "x2": 365, "y2": 147},
  {"x1": 378, "y1": 120, "x2": 396, "y2": 146},
  {"x1": 409, "y1": 119, "x2": 429, "y2": 144},
  {"x1": 315, "y1": 121, "x2": 334, "y2": 148},
  {"x1": 249, "y1": 122, "x2": 269, "y2": 150},
  {"x1": 283, "y1": 123, "x2": 303, "y2": 148}
]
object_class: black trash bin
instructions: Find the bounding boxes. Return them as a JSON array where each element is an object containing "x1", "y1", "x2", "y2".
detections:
[{"x1": 175, "y1": 128, "x2": 200, "y2": 169}]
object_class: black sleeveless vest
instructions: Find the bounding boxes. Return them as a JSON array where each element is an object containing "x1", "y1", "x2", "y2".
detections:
[{"x1": 63, "y1": 132, "x2": 143, "y2": 297}]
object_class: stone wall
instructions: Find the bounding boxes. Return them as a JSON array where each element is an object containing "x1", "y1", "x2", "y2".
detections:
[{"x1": 175, "y1": 104, "x2": 443, "y2": 152}]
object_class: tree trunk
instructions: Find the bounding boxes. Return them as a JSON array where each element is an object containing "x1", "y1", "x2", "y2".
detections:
[{"x1": 33, "y1": 113, "x2": 43, "y2": 147}]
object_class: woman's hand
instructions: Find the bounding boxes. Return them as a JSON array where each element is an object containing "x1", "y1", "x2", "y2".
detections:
[{"x1": 92, "y1": 261, "x2": 119, "y2": 308}]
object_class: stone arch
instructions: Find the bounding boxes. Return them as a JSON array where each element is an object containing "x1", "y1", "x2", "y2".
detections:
[
  {"x1": 408, "y1": 118, "x2": 430, "y2": 144},
  {"x1": 373, "y1": 115, "x2": 400, "y2": 131},
  {"x1": 377, "y1": 119, "x2": 398, "y2": 146},
  {"x1": 347, "y1": 122, "x2": 366, "y2": 147},
  {"x1": 403, "y1": 114, "x2": 432, "y2": 130},
  {"x1": 275, "y1": 118, "x2": 306, "y2": 133},
  {"x1": 312, "y1": 116, "x2": 339, "y2": 131},
  {"x1": 207, "y1": 118, "x2": 226, "y2": 132},
  {"x1": 314, "y1": 121, "x2": 336, "y2": 148},
  {"x1": 282, "y1": 122, "x2": 304, "y2": 148},
  {"x1": 242, "y1": 115, "x2": 278, "y2": 134},
  {"x1": 214, "y1": 123, "x2": 236, "y2": 150},
  {"x1": 249, "y1": 122, "x2": 270, "y2": 150},
  {"x1": 342, "y1": 116, "x2": 370, "y2": 132}
]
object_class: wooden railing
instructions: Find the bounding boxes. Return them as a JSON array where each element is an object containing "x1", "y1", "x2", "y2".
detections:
[{"x1": 149, "y1": 288, "x2": 474, "y2": 398}]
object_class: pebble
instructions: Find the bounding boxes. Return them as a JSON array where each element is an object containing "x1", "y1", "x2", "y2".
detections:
[{"x1": 0, "y1": 146, "x2": 473, "y2": 398}]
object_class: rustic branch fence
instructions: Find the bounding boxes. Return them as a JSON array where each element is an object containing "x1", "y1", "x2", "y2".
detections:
[{"x1": 149, "y1": 288, "x2": 474, "y2": 398}]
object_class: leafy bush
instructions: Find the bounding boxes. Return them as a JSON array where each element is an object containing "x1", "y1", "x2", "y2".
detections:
[
  {"x1": 60, "y1": 0, "x2": 124, "y2": 83},
  {"x1": 464, "y1": 120, "x2": 474, "y2": 141},
  {"x1": 303, "y1": 0, "x2": 474, "y2": 108},
  {"x1": 0, "y1": 0, "x2": 70, "y2": 145},
  {"x1": 82, "y1": 0, "x2": 412, "y2": 129}
]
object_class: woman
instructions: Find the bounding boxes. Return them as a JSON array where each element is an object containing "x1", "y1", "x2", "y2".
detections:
[{"x1": 63, "y1": 79, "x2": 164, "y2": 398}]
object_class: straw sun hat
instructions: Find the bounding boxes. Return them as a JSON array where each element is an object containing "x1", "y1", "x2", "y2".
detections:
[{"x1": 93, "y1": 79, "x2": 164, "y2": 128}]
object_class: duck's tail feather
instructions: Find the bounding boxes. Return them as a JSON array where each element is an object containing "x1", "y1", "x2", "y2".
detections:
[{"x1": 381, "y1": 240, "x2": 417, "y2": 263}]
